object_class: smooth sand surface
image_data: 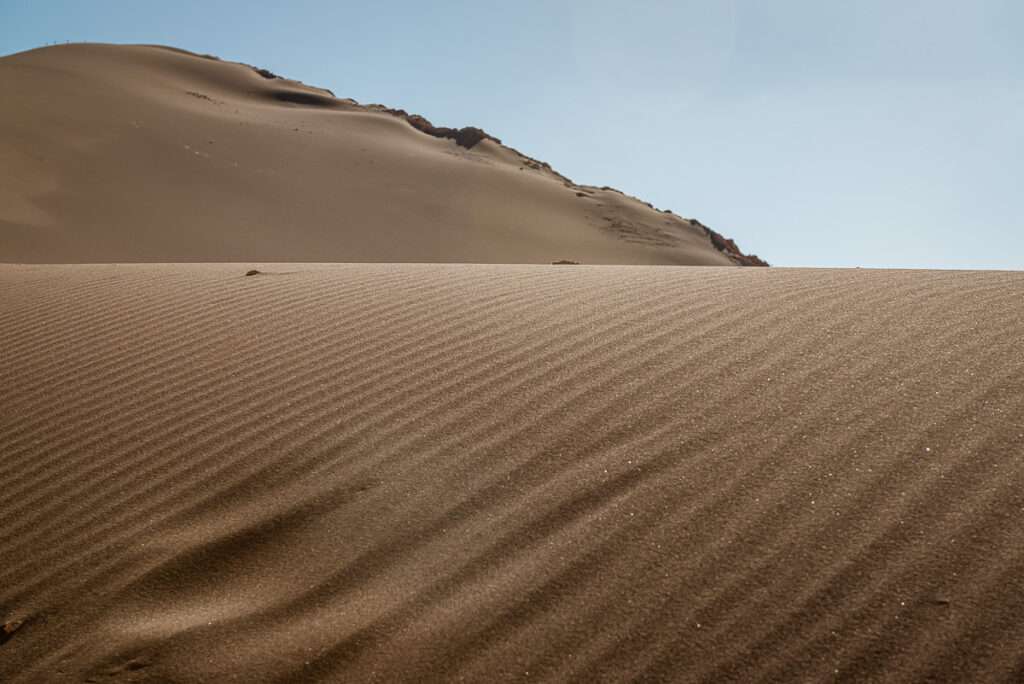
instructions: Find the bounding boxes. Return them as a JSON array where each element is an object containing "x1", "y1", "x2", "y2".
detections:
[
  {"x1": 0, "y1": 43, "x2": 762, "y2": 266},
  {"x1": 2, "y1": 263, "x2": 1023, "y2": 682}
]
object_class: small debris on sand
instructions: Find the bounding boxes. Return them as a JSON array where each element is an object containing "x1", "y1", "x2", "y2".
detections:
[
  {"x1": 1, "y1": 620, "x2": 23, "y2": 644},
  {"x1": 245, "y1": 269, "x2": 261, "y2": 276}
]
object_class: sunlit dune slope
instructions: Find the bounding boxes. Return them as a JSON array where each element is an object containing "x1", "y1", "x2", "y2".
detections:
[
  {"x1": 0, "y1": 43, "x2": 762, "y2": 265},
  {"x1": 2, "y1": 263, "x2": 1023, "y2": 681}
]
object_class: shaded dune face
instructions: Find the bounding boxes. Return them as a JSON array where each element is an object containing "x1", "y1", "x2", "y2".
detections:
[
  {"x1": 2, "y1": 264, "x2": 1023, "y2": 681},
  {"x1": 0, "y1": 43, "x2": 763, "y2": 266}
]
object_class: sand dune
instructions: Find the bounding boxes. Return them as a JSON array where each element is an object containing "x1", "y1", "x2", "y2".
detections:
[
  {"x1": 2, "y1": 263, "x2": 1023, "y2": 681},
  {"x1": 2, "y1": 36, "x2": 1021, "y2": 684},
  {"x1": 0, "y1": 43, "x2": 762, "y2": 266}
]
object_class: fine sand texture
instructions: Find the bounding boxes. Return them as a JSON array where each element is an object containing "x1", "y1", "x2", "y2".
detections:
[
  {"x1": 2, "y1": 263, "x2": 1023, "y2": 682},
  {"x1": 0, "y1": 43, "x2": 762, "y2": 266}
]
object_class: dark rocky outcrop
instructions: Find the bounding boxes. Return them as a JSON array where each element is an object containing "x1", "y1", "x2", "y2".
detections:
[
  {"x1": 367, "y1": 107, "x2": 499, "y2": 150},
  {"x1": 690, "y1": 219, "x2": 769, "y2": 267}
]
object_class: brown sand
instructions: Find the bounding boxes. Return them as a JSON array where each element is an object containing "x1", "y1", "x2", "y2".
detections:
[
  {"x1": 2, "y1": 263, "x2": 1023, "y2": 682},
  {"x1": 0, "y1": 43, "x2": 762, "y2": 266}
]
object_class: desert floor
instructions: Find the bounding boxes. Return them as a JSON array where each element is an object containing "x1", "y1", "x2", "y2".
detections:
[{"x1": 2, "y1": 263, "x2": 1023, "y2": 681}]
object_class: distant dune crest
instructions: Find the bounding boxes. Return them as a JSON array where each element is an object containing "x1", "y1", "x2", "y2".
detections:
[{"x1": 0, "y1": 42, "x2": 765, "y2": 265}]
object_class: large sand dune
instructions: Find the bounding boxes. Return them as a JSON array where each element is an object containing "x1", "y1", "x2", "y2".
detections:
[
  {"x1": 2, "y1": 263, "x2": 1023, "y2": 681},
  {"x1": 0, "y1": 43, "x2": 762, "y2": 266}
]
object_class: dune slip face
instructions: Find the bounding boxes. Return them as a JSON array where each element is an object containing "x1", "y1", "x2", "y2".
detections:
[
  {"x1": 2, "y1": 263, "x2": 1024, "y2": 682},
  {"x1": 0, "y1": 43, "x2": 764, "y2": 267}
]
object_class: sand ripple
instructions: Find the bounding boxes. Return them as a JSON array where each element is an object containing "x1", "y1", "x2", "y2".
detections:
[{"x1": 2, "y1": 264, "x2": 1023, "y2": 681}]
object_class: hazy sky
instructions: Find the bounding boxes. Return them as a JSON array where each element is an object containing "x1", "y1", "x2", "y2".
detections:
[{"x1": 3, "y1": 0, "x2": 1022, "y2": 268}]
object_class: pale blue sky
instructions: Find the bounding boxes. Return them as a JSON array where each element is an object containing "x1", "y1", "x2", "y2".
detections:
[{"x1": 3, "y1": 0, "x2": 1022, "y2": 268}]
